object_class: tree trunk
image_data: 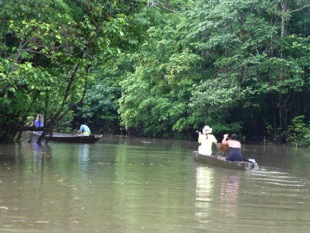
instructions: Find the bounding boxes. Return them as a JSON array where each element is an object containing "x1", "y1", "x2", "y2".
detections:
[
  {"x1": 278, "y1": 93, "x2": 288, "y2": 130},
  {"x1": 278, "y1": 0, "x2": 287, "y2": 131}
]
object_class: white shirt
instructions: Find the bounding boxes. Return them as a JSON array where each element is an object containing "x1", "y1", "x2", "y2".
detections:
[{"x1": 198, "y1": 133, "x2": 217, "y2": 155}]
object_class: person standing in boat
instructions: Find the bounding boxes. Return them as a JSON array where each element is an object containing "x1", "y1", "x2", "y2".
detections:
[
  {"x1": 78, "y1": 122, "x2": 91, "y2": 136},
  {"x1": 198, "y1": 125, "x2": 218, "y2": 156},
  {"x1": 221, "y1": 133, "x2": 243, "y2": 161}
]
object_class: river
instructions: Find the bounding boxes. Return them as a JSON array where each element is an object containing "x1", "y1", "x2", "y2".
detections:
[{"x1": 0, "y1": 135, "x2": 310, "y2": 232}]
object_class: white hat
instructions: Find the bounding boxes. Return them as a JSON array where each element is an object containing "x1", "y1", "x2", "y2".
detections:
[{"x1": 202, "y1": 125, "x2": 212, "y2": 134}]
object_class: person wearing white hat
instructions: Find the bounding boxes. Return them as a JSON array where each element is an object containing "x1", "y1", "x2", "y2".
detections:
[{"x1": 198, "y1": 125, "x2": 218, "y2": 155}]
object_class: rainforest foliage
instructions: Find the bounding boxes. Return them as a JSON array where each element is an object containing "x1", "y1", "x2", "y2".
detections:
[{"x1": 0, "y1": 0, "x2": 310, "y2": 145}]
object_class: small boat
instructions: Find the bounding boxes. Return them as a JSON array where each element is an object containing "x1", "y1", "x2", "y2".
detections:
[
  {"x1": 32, "y1": 132, "x2": 102, "y2": 143},
  {"x1": 193, "y1": 151, "x2": 258, "y2": 171}
]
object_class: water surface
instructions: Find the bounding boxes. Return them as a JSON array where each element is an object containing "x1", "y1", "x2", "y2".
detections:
[{"x1": 0, "y1": 136, "x2": 310, "y2": 232}]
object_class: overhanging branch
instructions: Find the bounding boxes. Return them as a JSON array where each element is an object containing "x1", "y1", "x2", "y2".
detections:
[{"x1": 291, "y1": 4, "x2": 310, "y2": 13}]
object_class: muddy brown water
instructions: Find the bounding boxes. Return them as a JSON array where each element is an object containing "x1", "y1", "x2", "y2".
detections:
[{"x1": 0, "y1": 136, "x2": 310, "y2": 232}]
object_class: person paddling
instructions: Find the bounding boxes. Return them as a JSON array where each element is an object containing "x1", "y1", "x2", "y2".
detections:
[
  {"x1": 222, "y1": 133, "x2": 243, "y2": 162},
  {"x1": 198, "y1": 125, "x2": 218, "y2": 156}
]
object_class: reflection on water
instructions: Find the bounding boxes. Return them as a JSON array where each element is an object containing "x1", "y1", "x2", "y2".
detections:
[
  {"x1": 78, "y1": 144, "x2": 89, "y2": 162},
  {"x1": 194, "y1": 162, "x2": 310, "y2": 232},
  {"x1": 78, "y1": 144, "x2": 90, "y2": 170},
  {"x1": 219, "y1": 171, "x2": 240, "y2": 222},
  {"x1": 31, "y1": 143, "x2": 52, "y2": 163},
  {"x1": 195, "y1": 166, "x2": 213, "y2": 223},
  {"x1": 1, "y1": 139, "x2": 310, "y2": 232},
  {"x1": 195, "y1": 165, "x2": 242, "y2": 229}
]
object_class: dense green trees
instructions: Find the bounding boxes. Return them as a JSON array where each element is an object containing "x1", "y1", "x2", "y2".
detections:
[
  {"x1": 118, "y1": 0, "x2": 310, "y2": 141},
  {"x1": 0, "y1": 0, "x2": 145, "y2": 142},
  {"x1": 0, "y1": 0, "x2": 309, "y2": 144}
]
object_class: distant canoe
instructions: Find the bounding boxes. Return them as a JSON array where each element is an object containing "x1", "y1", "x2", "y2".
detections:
[
  {"x1": 33, "y1": 132, "x2": 102, "y2": 143},
  {"x1": 192, "y1": 151, "x2": 258, "y2": 171}
]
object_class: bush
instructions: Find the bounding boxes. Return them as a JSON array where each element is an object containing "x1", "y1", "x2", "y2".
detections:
[{"x1": 288, "y1": 115, "x2": 310, "y2": 147}]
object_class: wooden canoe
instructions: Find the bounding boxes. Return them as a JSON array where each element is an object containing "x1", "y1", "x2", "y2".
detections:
[
  {"x1": 33, "y1": 132, "x2": 102, "y2": 143},
  {"x1": 192, "y1": 151, "x2": 257, "y2": 171}
]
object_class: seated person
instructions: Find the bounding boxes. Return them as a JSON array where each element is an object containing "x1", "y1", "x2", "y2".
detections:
[
  {"x1": 35, "y1": 114, "x2": 44, "y2": 128},
  {"x1": 30, "y1": 114, "x2": 44, "y2": 128},
  {"x1": 198, "y1": 125, "x2": 217, "y2": 156},
  {"x1": 222, "y1": 133, "x2": 243, "y2": 162},
  {"x1": 78, "y1": 123, "x2": 91, "y2": 136}
]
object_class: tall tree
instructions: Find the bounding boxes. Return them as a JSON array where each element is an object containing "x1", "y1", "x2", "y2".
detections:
[
  {"x1": 119, "y1": 0, "x2": 310, "y2": 139},
  {"x1": 118, "y1": 2, "x2": 202, "y2": 138},
  {"x1": 188, "y1": 0, "x2": 310, "y2": 136},
  {"x1": 0, "y1": 0, "x2": 145, "y2": 142}
]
